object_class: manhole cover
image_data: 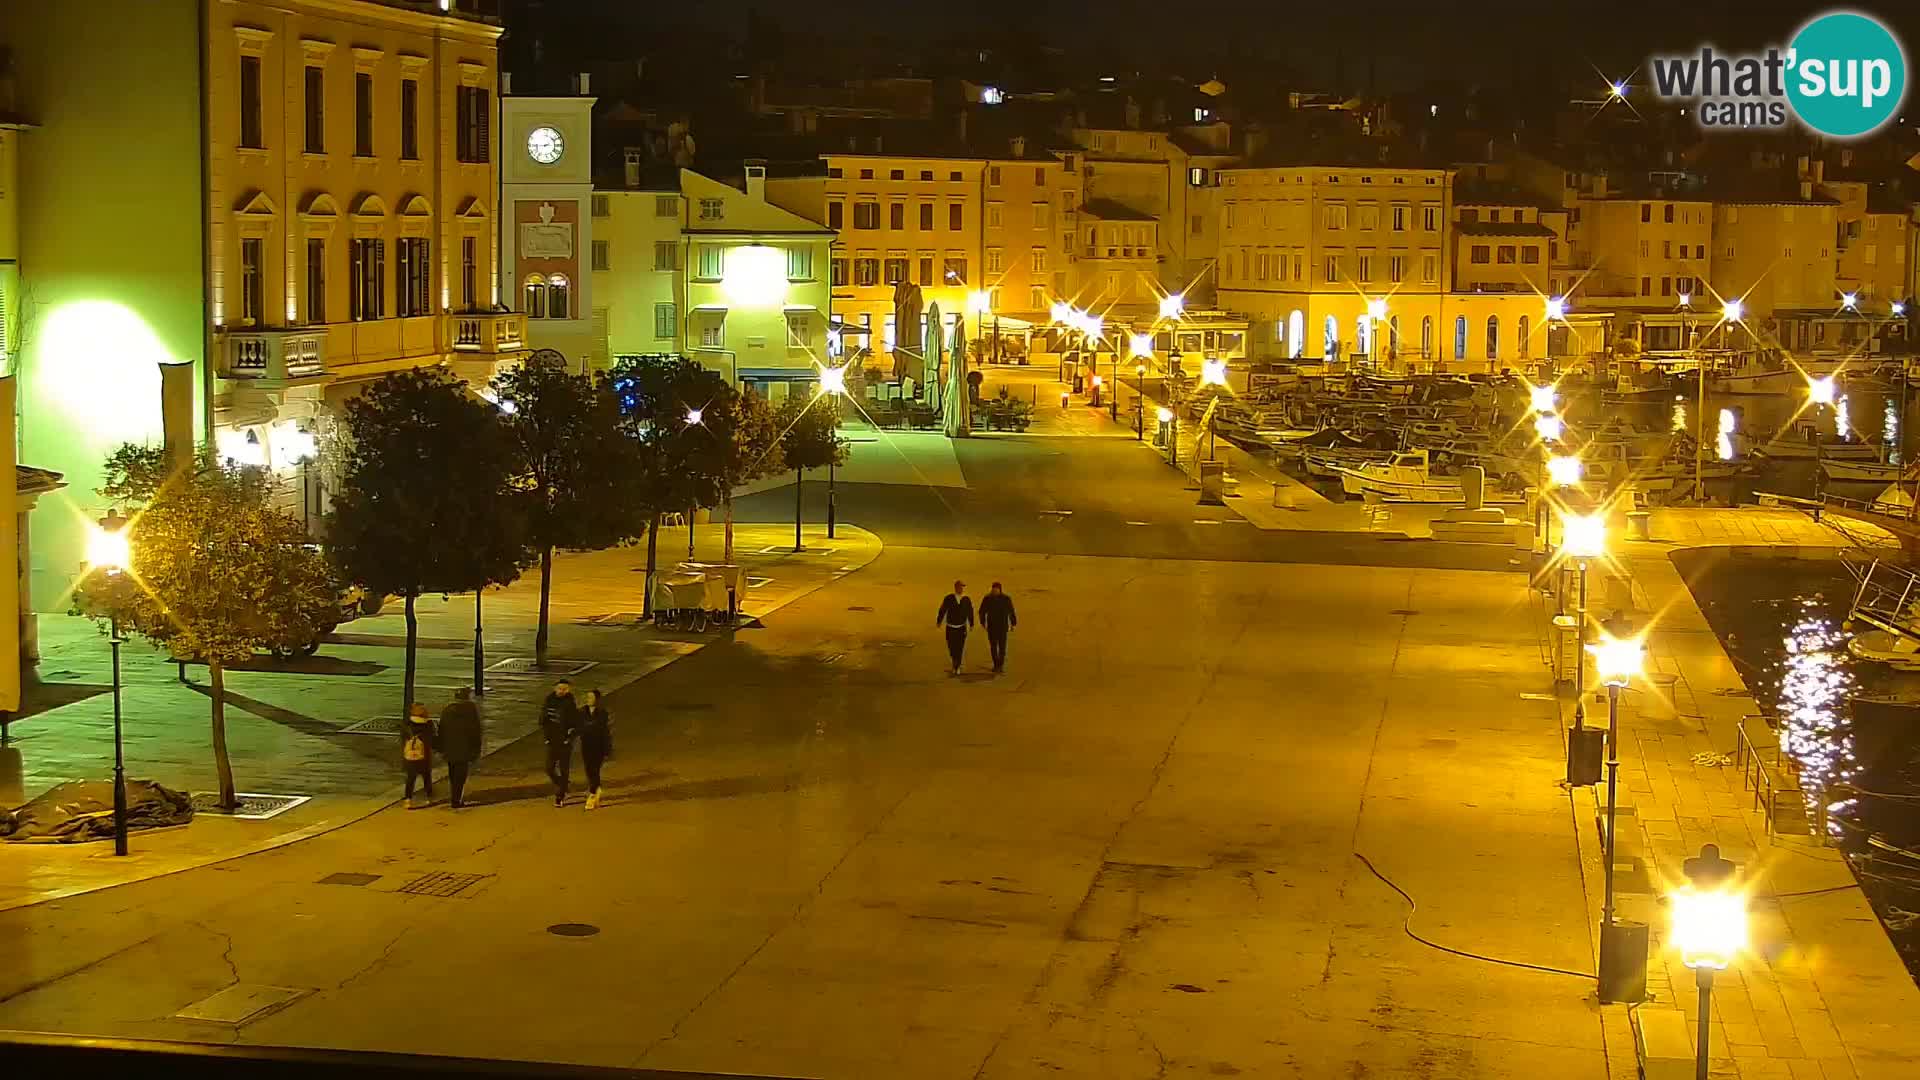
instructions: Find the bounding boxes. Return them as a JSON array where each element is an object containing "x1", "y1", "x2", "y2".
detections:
[
  {"x1": 485, "y1": 657, "x2": 596, "y2": 676},
  {"x1": 547, "y1": 923, "x2": 600, "y2": 937},
  {"x1": 190, "y1": 792, "x2": 311, "y2": 820},
  {"x1": 175, "y1": 984, "x2": 307, "y2": 1026},
  {"x1": 878, "y1": 641, "x2": 916, "y2": 649},
  {"x1": 847, "y1": 605, "x2": 874, "y2": 612},
  {"x1": 1389, "y1": 609, "x2": 1420, "y2": 616},
  {"x1": 397, "y1": 871, "x2": 491, "y2": 898},
  {"x1": 336, "y1": 716, "x2": 403, "y2": 737},
  {"x1": 318, "y1": 872, "x2": 380, "y2": 887}
]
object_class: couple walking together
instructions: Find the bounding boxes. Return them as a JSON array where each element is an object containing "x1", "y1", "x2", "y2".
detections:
[
  {"x1": 935, "y1": 580, "x2": 1017, "y2": 675},
  {"x1": 539, "y1": 680, "x2": 615, "y2": 808}
]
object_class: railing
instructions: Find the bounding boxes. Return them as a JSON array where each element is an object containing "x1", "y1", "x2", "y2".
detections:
[
  {"x1": 1847, "y1": 557, "x2": 1920, "y2": 638},
  {"x1": 219, "y1": 327, "x2": 328, "y2": 381},
  {"x1": 451, "y1": 311, "x2": 528, "y2": 354},
  {"x1": 0, "y1": 1032, "x2": 814, "y2": 1079},
  {"x1": 1734, "y1": 715, "x2": 1816, "y2": 839}
]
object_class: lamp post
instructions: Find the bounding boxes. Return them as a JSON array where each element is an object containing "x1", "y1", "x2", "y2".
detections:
[
  {"x1": 1808, "y1": 374, "x2": 1836, "y2": 502},
  {"x1": 685, "y1": 407, "x2": 705, "y2": 556},
  {"x1": 1158, "y1": 406, "x2": 1178, "y2": 467},
  {"x1": 1134, "y1": 362, "x2": 1147, "y2": 439},
  {"x1": 1590, "y1": 632, "x2": 1645, "y2": 1000},
  {"x1": 1673, "y1": 844, "x2": 1744, "y2": 1080},
  {"x1": 818, "y1": 366, "x2": 847, "y2": 539},
  {"x1": 87, "y1": 513, "x2": 133, "y2": 857},
  {"x1": 1562, "y1": 512, "x2": 1606, "y2": 725},
  {"x1": 1544, "y1": 453, "x2": 1582, "y2": 562},
  {"x1": 1366, "y1": 297, "x2": 1388, "y2": 373}
]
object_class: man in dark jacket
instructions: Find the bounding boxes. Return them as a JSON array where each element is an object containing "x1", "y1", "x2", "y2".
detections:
[
  {"x1": 539, "y1": 680, "x2": 581, "y2": 806},
  {"x1": 438, "y1": 688, "x2": 483, "y2": 809},
  {"x1": 935, "y1": 580, "x2": 974, "y2": 675},
  {"x1": 978, "y1": 582, "x2": 1017, "y2": 674}
]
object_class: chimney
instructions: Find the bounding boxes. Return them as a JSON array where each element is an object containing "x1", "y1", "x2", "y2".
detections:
[
  {"x1": 1813, "y1": 159, "x2": 1825, "y2": 182},
  {"x1": 1796, "y1": 153, "x2": 1810, "y2": 176},
  {"x1": 624, "y1": 148, "x2": 642, "y2": 189},
  {"x1": 744, "y1": 160, "x2": 767, "y2": 202},
  {"x1": 501, "y1": 71, "x2": 513, "y2": 95},
  {"x1": 1800, "y1": 179, "x2": 1813, "y2": 200},
  {"x1": 573, "y1": 71, "x2": 591, "y2": 95},
  {"x1": 1010, "y1": 135, "x2": 1027, "y2": 158}
]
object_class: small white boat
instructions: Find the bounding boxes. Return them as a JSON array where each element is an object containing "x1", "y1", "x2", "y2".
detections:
[
  {"x1": 1335, "y1": 449, "x2": 1521, "y2": 504},
  {"x1": 1821, "y1": 459, "x2": 1903, "y2": 482},
  {"x1": 1847, "y1": 630, "x2": 1920, "y2": 671},
  {"x1": 1755, "y1": 439, "x2": 1885, "y2": 461}
]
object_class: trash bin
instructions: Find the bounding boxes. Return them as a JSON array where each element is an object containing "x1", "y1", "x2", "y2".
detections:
[
  {"x1": 1199, "y1": 460, "x2": 1226, "y2": 505},
  {"x1": 1627, "y1": 510, "x2": 1652, "y2": 540}
]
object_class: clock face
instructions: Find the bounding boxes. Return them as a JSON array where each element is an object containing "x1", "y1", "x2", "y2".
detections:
[{"x1": 527, "y1": 126, "x2": 564, "y2": 165}]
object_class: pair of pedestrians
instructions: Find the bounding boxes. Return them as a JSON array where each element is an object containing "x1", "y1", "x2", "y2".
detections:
[
  {"x1": 538, "y1": 680, "x2": 614, "y2": 809},
  {"x1": 934, "y1": 580, "x2": 1018, "y2": 675},
  {"x1": 399, "y1": 687, "x2": 482, "y2": 809}
]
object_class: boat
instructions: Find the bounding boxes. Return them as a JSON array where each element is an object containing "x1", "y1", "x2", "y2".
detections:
[
  {"x1": 1303, "y1": 446, "x2": 1395, "y2": 479},
  {"x1": 1820, "y1": 459, "x2": 1904, "y2": 482},
  {"x1": 1335, "y1": 449, "x2": 1523, "y2": 504},
  {"x1": 1709, "y1": 368, "x2": 1797, "y2": 395},
  {"x1": 1754, "y1": 438, "x2": 1885, "y2": 461},
  {"x1": 1847, "y1": 630, "x2": 1920, "y2": 671}
]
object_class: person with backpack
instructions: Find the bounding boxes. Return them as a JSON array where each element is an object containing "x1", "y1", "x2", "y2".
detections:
[
  {"x1": 401, "y1": 703, "x2": 436, "y2": 808},
  {"x1": 438, "y1": 687, "x2": 483, "y2": 809},
  {"x1": 539, "y1": 680, "x2": 581, "y2": 806},
  {"x1": 578, "y1": 689, "x2": 613, "y2": 810}
]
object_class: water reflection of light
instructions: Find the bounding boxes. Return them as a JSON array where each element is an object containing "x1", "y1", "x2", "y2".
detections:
[
  {"x1": 1717, "y1": 408, "x2": 1737, "y2": 460},
  {"x1": 1886, "y1": 399, "x2": 1900, "y2": 465},
  {"x1": 1836, "y1": 395, "x2": 1851, "y2": 440},
  {"x1": 1776, "y1": 604, "x2": 1860, "y2": 837}
]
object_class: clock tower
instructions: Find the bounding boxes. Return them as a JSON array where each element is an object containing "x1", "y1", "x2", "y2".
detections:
[{"x1": 499, "y1": 75, "x2": 597, "y2": 367}]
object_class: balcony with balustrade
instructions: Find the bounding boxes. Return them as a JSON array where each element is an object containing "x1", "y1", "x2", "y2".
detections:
[
  {"x1": 450, "y1": 311, "x2": 529, "y2": 356},
  {"x1": 217, "y1": 326, "x2": 329, "y2": 384}
]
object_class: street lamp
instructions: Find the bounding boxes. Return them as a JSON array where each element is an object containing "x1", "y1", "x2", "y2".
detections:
[
  {"x1": 1134, "y1": 362, "x2": 1147, "y2": 439},
  {"x1": 1673, "y1": 845, "x2": 1744, "y2": 1080},
  {"x1": 1366, "y1": 297, "x2": 1388, "y2": 370},
  {"x1": 1528, "y1": 382, "x2": 1558, "y2": 415},
  {"x1": 1546, "y1": 295, "x2": 1568, "y2": 322},
  {"x1": 1720, "y1": 298, "x2": 1744, "y2": 324},
  {"x1": 1547, "y1": 454, "x2": 1583, "y2": 488},
  {"x1": 86, "y1": 512, "x2": 132, "y2": 857},
  {"x1": 819, "y1": 366, "x2": 848, "y2": 539},
  {"x1": 1158, "y1": 292, "x2": 1185, "y2": 320},
  {"x1": 1534, "y1": 412, "x2": 1565, "y2": 442},
  {"x1": 1589, "y1": 632, "x2": 1644, "y2": 1000}
]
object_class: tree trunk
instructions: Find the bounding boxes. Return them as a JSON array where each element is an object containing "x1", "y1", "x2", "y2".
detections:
[
  {"x1": 209, "y1": 661, "x2": 237, "y2": 810},
  {"x1": 535, "y1": 543, "x2": 554, "y2": 667},
  {"x1": 403, "y1": 593, "x2": 418, "y2": 720},
  {"x1": 794, "y1": 467, "x2": 804, "y2": 551},
  {"x1": 643, "y1": 513, "x2": 661, "y2": 617},
  {"x1": 723, "y1": 486, "x2": 735, "y2": 563}
]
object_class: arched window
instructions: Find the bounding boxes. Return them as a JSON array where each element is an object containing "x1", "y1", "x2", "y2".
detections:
[
  {"x1": 523, "y1": 274, "x2": 547, "y2": 319},
  {"x1": 1485, "y1": 315, "x2": 1500, "y2": 360},
  {"x1": 1323, "y1": 314, "x2": 1339, "y2": 359},
  {"x1": 1356, "y1": 316, "x2": 1371, "y2": 355},
  {"x1": 1388, "y1": 315, "x2": 1400, "y2": 361},
  {"x1": 547, "y1": 274, "x2": 571, "y2": 320},
  {"x1": 1288, "y1": 310, "x2": 1304, "y2": 358},
  {"x1": 1421, "y1": 316, "x2": 1433, "y2": 359},
  {"x1": 1453, "y1": 316, "x2": 1466, "y2": 360},
  {"x1": 1517, "y1": 315, "x2": 1531, "y2": 359}
]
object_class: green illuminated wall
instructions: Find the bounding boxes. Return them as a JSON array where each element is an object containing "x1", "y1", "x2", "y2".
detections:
[{"x1": 0, "y1": 0, "x2": 207, "y2": 610}]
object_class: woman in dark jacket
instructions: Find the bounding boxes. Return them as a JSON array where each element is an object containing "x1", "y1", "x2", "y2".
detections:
[
  {"x1": 579, "y1": 690, "x2": 612, "y2": 810},
  {"x1": 437, "y1": 688, "x2": 483, "y2": 809}
]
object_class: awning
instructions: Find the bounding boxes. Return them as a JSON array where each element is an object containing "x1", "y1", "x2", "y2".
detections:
[{"x1": 737, "y1": 368, "x2": 820, "y2": 381}]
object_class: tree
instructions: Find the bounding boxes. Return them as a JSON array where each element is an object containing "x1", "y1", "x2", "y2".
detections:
[
  {"x1": 717, "y1": 387, "x2": 784, "y2": 562},
  {"x1": 493, "y1": 351, "x2": 645, "y2": 665},
  {"x1": 328, "y1": 370, "x2": 525, "y2": 720},
  {"x1": 609, "y1": 355, "x2": 736, "y2": 606},
  {"x1": 774, "y1": 393, "x2": 850, "y2": 551},
  {"x1": 75, "y1": 446, "x2": 340, "y2": 809}
]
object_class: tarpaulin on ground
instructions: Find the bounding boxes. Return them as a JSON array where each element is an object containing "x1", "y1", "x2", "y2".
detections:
[{"x1": 2, "y1": 779, "x2": 194, "y2": 843}]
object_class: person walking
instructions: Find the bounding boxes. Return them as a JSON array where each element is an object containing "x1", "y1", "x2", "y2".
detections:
[
  {"x1": 401, "y1": 703, "x2": 436, "y2": 808},
  {"x1": 438, "y1": 687, "x2": 483, "y2": 809},
  {"x1": 935, "y1": 580, "x2": 974, "y2": 675},
  {"x1": 978, "y1": 582, "x2": 1018, "y2": 674},
  {"x1": 539, "y1": 679, "x2": 581, "y2": 806},
  {"x1": 578, "y1": 689, "x2": 613, "y2": 810}
]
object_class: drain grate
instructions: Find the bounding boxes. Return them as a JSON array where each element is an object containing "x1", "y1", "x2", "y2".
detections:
[
  {"x1": 878, "y1": 640, "x2": 916, "y2": 649},
  {"x1": 191, "y1": 792, "x2": 311, "y2": 820},
  {"x1": 397, "y1": 871, "x2": 491, "y2": 898},
  {"x1": 485, "y1": 657, "x2": 596, "y2": 676},
  {"x1": 337, "y1": 716, "x2": 404, "y2": 737},
  {"x1": 175, "y1": 984, "x2": 307, "y2": 1026},
  {"x1": 318, "y1": 872, "x2": 380, "y2": 887}
]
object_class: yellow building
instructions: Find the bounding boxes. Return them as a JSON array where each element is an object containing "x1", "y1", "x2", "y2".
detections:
[
  {"x1": 1710, "y1": 194, "x2": 1838, "y2": 323},
  {"x1": 1573, "y1": 195, "x2": 1715, "y2": 310},
  {"x1": 599, "y1": 168, "x2": 834, "y2": 399},
  {"x1": 3, "y1": 0, "x2": 514, "y2": 609},
  {"x1": 1823, "y1": 179, "x2": 1910, "y2": 309},
  {"x1": 1070, "y1": 124, "x2": 1236, "y2": 308}
]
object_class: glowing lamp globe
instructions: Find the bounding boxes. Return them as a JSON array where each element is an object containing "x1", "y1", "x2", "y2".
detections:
[
  {"x1": 1546, "y1": 454, "x2": 1583, "y2": 487},
  {"x1": 1534, "y1": 413, "x2": 1565, "y2": 441},
  {"x1": 87, "y1": 522, "x2": 131, "y2": 570},
  {"x1": 1528, "y1": 383, "x2": 1558, "y2": 414},
  {"x1": 1721, "y1": 298, "x2": 1744, "y2": 323},
  {"x1": 1200, "y1": 357, "x2": 1229, "y2": 387},
  {"x1": 1671, "y1": 885, "x2": 1747, "y2": 971},
  {"x1": 1050, "y1": 300, "x2": 1072, "y2": 324},
  {"x1": 686, "y1": 407, "x2": 704, "y2": 425},
  {"x1": 1546, "y1": 296, "x2": 1568, "y2": 321},
  {"x1": 1561, "y1": 513, "x2": 1607, "y2": 561},
  {"x1": 1156, "y1": 407, "x2": 1174, "y2": 424},
  {"x1": 721, "y1": 245, "x2": 788, "y2": 308},
  {"x1": 966, "y1": 290, "x2": 993, "y2": 316},
  {"x1": 1366, "y1": 297, "x2": 1388, "y2": 321},
  {"x1": 817, "y1": 365, "x2": 847, "y2": 396},
  {"x1": 1587, "y1": 635, "x2": 1643, "y2": 687},
  {"x1": 1130, "y1": 333, "x2": 1154, "y2": 358},
  {"x1": 1158, "y1": 293, "x2": 1185, "y2": 320},
  {"x1": 1807, "y1": 375, "x2": 1837, "y2": 406}
]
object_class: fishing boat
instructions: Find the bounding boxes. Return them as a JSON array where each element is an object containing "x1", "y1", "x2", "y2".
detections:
[
  {"x1": 1820, "y1": 459, "x2": 1904, "y2": 482},
  {"x1": 1708, "y1": 367, "x2": 1797, "y2": 395},
  {"x1": 1335, "y1": 449, "x2": 1522, "y2": 504},
  {"x1": 1847, "y1": 630, "x2": 1920, "y2": 672},
  {"x1": 1754, "y1": 437, "x2": 1885, "y2": 461}
]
